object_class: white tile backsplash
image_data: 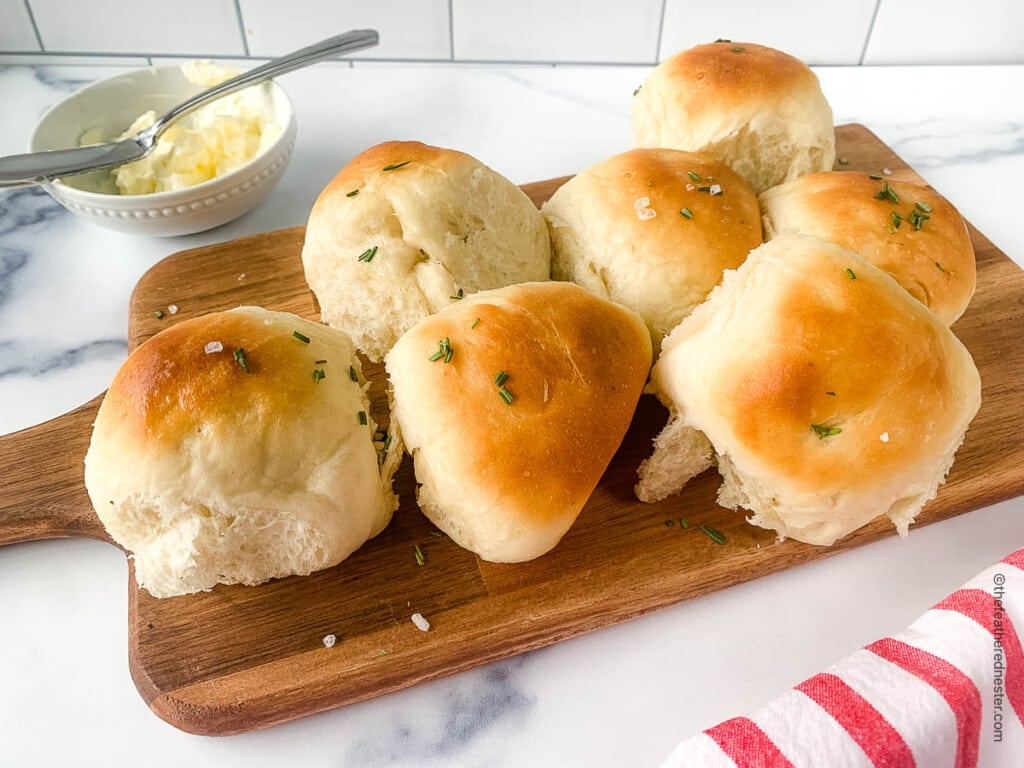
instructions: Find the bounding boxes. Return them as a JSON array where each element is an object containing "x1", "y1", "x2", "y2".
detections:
[
  {"x1": 29, "y1": 0, "x2": 244, "y2": 56},
  {"x1": 5, "y1": 0, "x2": 1023, "y2": 65},
  {"x1": 0, "y1": 1, "x2": 39, "y2": 51},
  {"x1": 239, "y1": 0, "x2": 450, "y2": 60},
  {"x1": 864, "y1": 0, "x2": 1024, "y2": 65},
  {"x1": 659, "y1": 0, "x2": 878, "y2": 65},
  {"x1": 452, "y1": 0, "x2": 662, "y2": 63}
]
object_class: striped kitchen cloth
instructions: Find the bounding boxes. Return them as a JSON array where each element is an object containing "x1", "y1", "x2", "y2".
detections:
[{"x1": 660, "y1": 548, "x2": 1024, "y2": 767}]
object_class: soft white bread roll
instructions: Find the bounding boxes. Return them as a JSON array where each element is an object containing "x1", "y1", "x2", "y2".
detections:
[
  {"x1": 385, "y1": 282, "x2": 652, "y2": 562},
  {"x1": 637, "y1": 233, "x2": 981, "y2": 546},
  {"x1": 83, "y1": 307, "x2": 400, "y2": 598},
  {"x1": 301, "y1": 140, "x2": 551, "y2": 362},
  {"x1": 542, "y1": 148, "x2": 762, "y2": 352},
  {"x1": 759, "y1": 170, "x2": 977, "y2": 326},
  {"x1": 632, "y1": 41, "x2": 835, "y2": 194}
]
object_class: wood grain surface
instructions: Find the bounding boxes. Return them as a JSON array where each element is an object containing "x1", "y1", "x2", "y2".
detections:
[{"x1": 2, "y1": 124, "x2": 1023, "y2": 735}]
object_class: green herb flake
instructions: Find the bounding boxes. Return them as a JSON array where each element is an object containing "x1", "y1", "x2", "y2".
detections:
[
  {"x1": 915, "y1": 201, "x2": 933, "y2": 213},
  {"x1": 382, "y1": 161, "x2": 411, "y2": 172},
  {"x1": 680, "y1": 207, "x2": 694, "y2": 219},
  {"x1": 315, "y1": 359, "x2": 328, "y2": 365},
  {"x1": 874, "y1": 180, "x2": 900, "y2": 204},
  {"x1": 494, "y1": 370, "x2": 509, "y2": 387},
  {"x1": 378, "y1": 649, "x2": 389, "y2": 656},
  {"x1": 825, "y1": 391, "x2": 837, "y2": 396},
  {"x1": 450, "y1": 288, "x2": 464, "y2": 300},
  {"x1": 153, "y1": 310, "x2": 165, "y2": 320},
  {"x1": 357, "y1": 245, "x2": 378, "y2": 263},
  {"x1": 345, "y1": 189, "x2": 359, "y2": 198},
  {"x1": 471, "y1": 317, "x2": 481, "y2": 329},
  {"x1": 414, "y1": 544, "x2": 425, "y2": 566},
  {"x1": 358, "y1": 410, "x2": 368, "y2": 426},
  {"x1": 714, "y1": 38, "x2": 732, "y2": 43},
  {"x1": 698, "y1": 524, "x2": 727, "y2": 544},
  {"x1": 891, "y1": 210, "x2": 903, "y2": 229},
  {"x1": 430, "y1": 530, "x2": 445, "y2": 538},
  {"x1": 731, "y1": 46, "x2": 745, "y2": 53},
  {"x1": 869, "y1": 173, "x2": 883, "y2": 180},
  {"x1": 498, "y1": 386, "x2": 514, "y2": 405},
  {"x1": 687, "y1": 170, "x2": 701, "y2": 183},
  {"x1": 633, "y1": 85, "x2": 642, "y2": 96},
  {"x1": 846, "y1": 268, "x2": 857, "y2": 280},
  {"x1": 293, "y1": 330, "x2": 311, "y2": 344},
  {"x1": 428, "y1": 337, "x2": 453, "y2": 363},
  {"x1": 233, "y1": 348, "x2": 250, "y2": 373},
  {"x1": 811, "y1": 423, "x2": 842, "y2": 439},
  {"x1": 313, "y1": 368, "x2": 326, "y2": 384},
  {"x1": 349, "y1": 365, "x2": 358, "y2": 382}
]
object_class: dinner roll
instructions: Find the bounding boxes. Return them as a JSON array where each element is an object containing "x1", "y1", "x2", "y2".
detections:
[
  {"x1": 759, "y1": 171, "x2": 976, "y2": 325},
  {"x1": 301, "y1": 140, "x2": 551, "y2": 362},
  {"x1": 542, "y1": 148, "x2": 762, "y2": 351},
  {"x1": 632, "y1": 41, "x2": 835, "y2": 194},
  {"x1": 84, "y1": 307, "x2": 400, "y2": 598},
  {"x1": 385, "y1": 282, "x2": 652, "y2": 562},
  {"x1": 637, "y1": 233, "x2": 981, "y2": 546}
]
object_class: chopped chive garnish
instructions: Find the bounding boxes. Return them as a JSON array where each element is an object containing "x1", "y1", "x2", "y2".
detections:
[
  {"x1": 414, "y1": 544, "x2": 425, "y2": 566},
  {"x1": 313, "y1": 368, "x2": 326, "y2": 383},
  {"x1": 698, "y1": 524, "x2": 727, "y2": 544},
  {"x1": 891, "y1": 211, "x2": 903, "y2": 229},
  {"x1": 349, "y1": 365, "x2": 358, "y2": 382},
  {"x1": 811, "y1": 423, "x2": 842, "y2": 439},
  {"x1": 430, "y1": 530, "x2": 444, "y2": 538},
  {"x1": 494, "y1": 370, "x2": 509, "y2": 386},
  {"x1": 679, "y1": 518, "x2": 689, "y2": 528},
  {"x1": 730, "y1": 46, "x2": 745, "y2": 53},
  {"x1": 428, "y1": 337, "x2": 453, "y2": 363},
  {"x1": 874, "y1": 180, "x2": 900, "y2": 204},
  {"x1": 293, "y1": 330, "x2": 311, "y2": 344},
  {"x1": 680, "y1": 207, "x2": 693, "y2": 219},
  {"x1": 498, "y1": 386, "x2": 514, "y2": 405},
  {"x1": 846, "y1": 268, "x2": 857, "y2": 280},
  {"x1": 687, "y1": 170, "x2": 701, "y2": 183},
  {"x1": 358, "y1": 410, "x2": 367, "y2": 425},
  {"x1": 450, "y1": 288, "x2": 464, "y2": 300},
  {"x1": 471, "y1": 317, "x2": 480, "y2": 329},
  {"x1": 869, "y1": 173, "x2": 882, "y2": 180},
  {"x1": 915, "y1": 201, "x2": 933, "y2": 213},
  {"x1": 697, "y1": 185, "x2": 712, "y2": 192},
  {"x1": 357, "y1": 246, "x2": 378, "y2": 263},
  {"x1": 382, "y1": 161, "x2": 411, "y2": 171},
  {"x1": 233, "y1": 348, "x2": 250, "y2": 373},
  {"x1": 346, "y1": 189, "x2": 359, "y2": 198},
  {"x1": 910, "y1": 209, "x2": 931, "y2": 230},
  {"x1": 825, "y1": 391, "x2": 837, "y2": 396},
  {"x1": 633, "y1": 86, "x2": 640, "y2": 96},
  {"x1": 315, "y1": 359, "x2": 328, "y2": 364},
  {"x1": 714, "y1": 38, "x2": 732, "y2": 43},
  {"x1": 154, "y1": 310, "x2": 164, "y2": 319}
]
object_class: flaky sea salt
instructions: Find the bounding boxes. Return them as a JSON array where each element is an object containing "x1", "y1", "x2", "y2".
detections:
[
  {"x1": 879, "y1": 432, "x2": 890, "y2": 443},
  {"x1": 167, "y1": 304, "x2": 178, "y2": 315},
  {"x1": 634, "y1": 196, "x2": 656, "y2": 221},
  {"x1": 882, "y1": 168, "x2": 892, "y2": 175},
  {"x1": 411, "y1": 613, "x2": 430, "y2": 632},
  {"x1": 204, "y1": 340, "x2": 223, "y2": 354},
  {"x1": 322, "y1": 634, "x2": 337, "y2": 648},
  {"x1": 709, "y1": 183, "x2": 722, "y2": 196},
  {"x1": 685, "y1": 183, "x2": 696, "y2": 191}
]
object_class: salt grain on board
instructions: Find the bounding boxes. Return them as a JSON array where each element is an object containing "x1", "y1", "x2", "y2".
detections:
[
  {"x1": 322, "y1": 634, "x2": 336, "y2": 648},
  {"x1": 411, "y1": 613, "x2": 430, "y2": 632}
]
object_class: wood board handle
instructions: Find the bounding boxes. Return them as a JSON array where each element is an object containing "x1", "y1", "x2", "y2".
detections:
[{"x1": 0, "y1": 394, "x2": 112, "y2": 545}]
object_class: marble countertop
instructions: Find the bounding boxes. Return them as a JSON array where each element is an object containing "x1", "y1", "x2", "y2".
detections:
[{"x1": 2, "y1": 61, "x2": 1023, "y2": 767}]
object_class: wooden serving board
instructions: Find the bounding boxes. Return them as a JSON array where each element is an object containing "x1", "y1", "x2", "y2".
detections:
[{"x1": 3, "y1": 124, "x2": 1024, "y2": 735}]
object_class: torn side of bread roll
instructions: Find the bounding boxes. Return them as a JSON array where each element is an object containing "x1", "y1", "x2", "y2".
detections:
[
  {"x1": 84, "y1": 306, "x2": 400, "y2": 598},
  {"x1": 301, "y1": 140, "x2": 552, "y2": 362},
  {"x1": 386, "y1": 282, "x2": 652, "y2": 562},
  {"x1": 637, "y1": 233, "x2": 981, "y2": 546},
  {"x1": 542, "y1": 147, "x2": 762, "y2": 353},
  {"x1": 759, "y1": 170, "x2": 977, "y2": 326},
  {"x1": 632, "y1": 41, "x2": 835, "y2": 194}
]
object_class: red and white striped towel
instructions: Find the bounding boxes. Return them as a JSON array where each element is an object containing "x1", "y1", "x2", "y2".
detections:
[{"x1": 660, "y1": 549, "x2": 1024, "y2": 767}]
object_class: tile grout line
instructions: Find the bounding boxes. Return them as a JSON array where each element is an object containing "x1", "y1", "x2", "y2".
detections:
[
  {"x1": 654, "y1": 0, "x2": 668, "y2": 64},
  {"x1": 22, "y1": 0, "x2": 45, "y2": 52},
  {"x1": 859, "y1": 0, "x2": 883, "y2": 65},
  {"x1": 233, "y1": 0, "x2": 251, "y2": 57}
]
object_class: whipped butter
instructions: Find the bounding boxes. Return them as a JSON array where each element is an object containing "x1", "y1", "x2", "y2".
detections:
[{"x1": 100, "y1": 61, "x2": 281, "y2": 195}]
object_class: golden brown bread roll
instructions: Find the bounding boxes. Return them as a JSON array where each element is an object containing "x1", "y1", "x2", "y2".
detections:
[
  {"x1": 637, "y1": 233, "x2": 981, "y2": 546},
  {"x1": 542, "y1": 147, "x2": 762, "y2": 352},
  {"x1": 385, "y1": 282, "x2": 652, "y2": 562},
  {"x1": 84, "y1": 307, "x2": 400, "y2": 598},
  {"x1": 632, "y1": 41, "x2": 835, "y2": 194},
  {"x1": 301, "y1": 140, "x2": 551, "y2": 362},
  {"x1": 759, "y1": 170, "x2": 976, "y2": 325}
]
